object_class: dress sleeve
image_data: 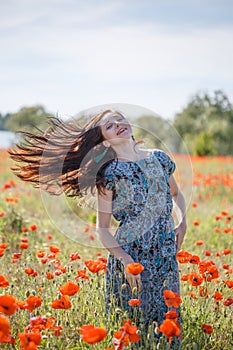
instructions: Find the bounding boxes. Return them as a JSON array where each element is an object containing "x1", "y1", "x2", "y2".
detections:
[
  {"x1": 102, "y1": 166, "x2": 115, "y2": 191},
  {"x1": 155, "y1": 150, "x2": 176, "y2": 177}
]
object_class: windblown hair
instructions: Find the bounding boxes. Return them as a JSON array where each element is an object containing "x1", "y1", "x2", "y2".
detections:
[{"x1": 8, "y1": 110, "x2": 118, "y2": 197}]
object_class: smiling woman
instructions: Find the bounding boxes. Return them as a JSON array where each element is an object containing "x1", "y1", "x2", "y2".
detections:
[{"x1": 8, "y1": 108, "x2": 187, "y2": 349}]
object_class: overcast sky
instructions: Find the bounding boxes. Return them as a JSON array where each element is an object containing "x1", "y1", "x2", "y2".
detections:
[{"x1": 0, "y1": 0, "x2": 233, "y2": 120}]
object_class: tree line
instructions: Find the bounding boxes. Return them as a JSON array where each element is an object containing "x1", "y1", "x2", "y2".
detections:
[{"x1": 1, "y1": 90, "x2": 232, "y2": 155}]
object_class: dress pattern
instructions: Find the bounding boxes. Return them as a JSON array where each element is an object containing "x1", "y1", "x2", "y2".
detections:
[{"x1": 103, "y1": 150, "x2": 180, "y2": 343}]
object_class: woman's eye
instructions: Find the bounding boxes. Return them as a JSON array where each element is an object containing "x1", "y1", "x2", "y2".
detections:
[{"x1": 106, "y1": 124, "x2": 113, "y2": 130}]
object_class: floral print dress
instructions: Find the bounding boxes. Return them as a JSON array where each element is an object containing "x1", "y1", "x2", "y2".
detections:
[{"x1": 103, "y1": 149, "x2": 180, "y2": 330}]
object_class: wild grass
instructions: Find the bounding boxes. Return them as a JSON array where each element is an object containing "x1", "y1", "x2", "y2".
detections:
[{"x1": 0, "y1": 150, "x2": 233, "y2": 349}]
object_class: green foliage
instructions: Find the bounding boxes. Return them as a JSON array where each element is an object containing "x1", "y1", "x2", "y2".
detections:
[
  {"x1": 1, "y1": 151, "x2": 233, "y2": 349},
  {"x1": 194, "y1": 131, "x2": 216, "y2": 156},
  {"x1": 5, "y1": 105, "x2": 55, "y2": 133},
  {"x1": 173, "y1": 90, "x2": 233, "y2": 155},
  {"x1": 0, "y1": 113, "x2": 11, "y2": 130},
  {"x1": 133, "y1": 115, "x2": 180, "y2": 152}
]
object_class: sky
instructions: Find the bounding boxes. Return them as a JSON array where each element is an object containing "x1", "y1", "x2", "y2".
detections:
[{"x1": 0, "y1": 0, "x2": 233, "y2": 120}]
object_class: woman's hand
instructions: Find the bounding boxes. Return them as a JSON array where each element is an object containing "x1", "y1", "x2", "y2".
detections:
[
  {"x1": 125, "y1": 271, "x2": 142, "y2": 292},
  {"x1": 122, "y1": 258, "x2": 142, "y2": 292},
  {"x1": 175, "y1": 222, "x2": 187, "y2": 252}
]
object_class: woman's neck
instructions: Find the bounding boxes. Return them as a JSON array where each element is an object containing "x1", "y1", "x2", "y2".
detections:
[{"x1": 111, "y1": 140, "x2": 146, "y2": 162}]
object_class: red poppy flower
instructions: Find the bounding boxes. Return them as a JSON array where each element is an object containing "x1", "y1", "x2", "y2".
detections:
[
  {"x1": 36, "y1": 250, "x2": 46, "y2": 258},
  {"x1": 21, "y1": 227, "x2": 28, "y2": 232},
  {"x1": 193, "y1": 221, "x2": 200, "y2": 226},
  {"x1": 29, "y1": 224, "x2": 37, "y2": 231},
  {"x1": 49, "y1": 245, "x2": 60, "y2": 253},
  {"x1": 25, "y1": 268, "x2": 38, "y2": 277},
  {"x1": 201, "y1": 324, "x2": 213, "y2": 334},
  {"x1": 84, "y1": 259, "x2": 106, "y2": 273},
  {"x1": 59, "y1": 280, "x2": 80, "y2": 296},
  {"x1": 0, "y1": 275, "x2": 9, "y2": 288},
  {"x1": 19, "y1": 242, "x2": 28, "y2": 249},
  {"x1": 75, "y1": 270, "x2": 90, "y2": 280},
  {"x1": 0, "y1": 211, "x2": 5, "y2": 217},
  {"x1": 188, "y1": 272, "x2": 203, "y2": 286},
  {"x1": 128, "y1": 299, "x2": 141, "y2": 306},
  {"x1": 13, "y1": 253, "x2": 22, "y2": 259},
  {"x1": 164, "y1": 309, "x2": 179, "y2": 319},
  {"x1": 79, "y1": 324, "x2": 107, "y2": 344},
  {"x1": 69, "y1": 252, "x2": 81, "y2": 261},
  {"x1": 0, "y1": 314, "x2": 12, "y2": 343},
  {"x1": 126, "y1": 263, "x2": 144, "y2": 275},
  {"x1": 199, "y1": 286, "x2": 209, "y2": 297},
  {"x1": 40, "y1": 258, "x2": 48, "y2": 264},
  {"x1": 176, "y1": 250, "x2": 192, "y2": 263},
  {"x1": 222, "y1": 264, "x2": 230, "y2": 269},
  {"x1": 188, "y1": 291, "x2": 197, "y2": 299},
  {"x1": 0, "y1": 295, "x2": 18, "y2": 316},
  {"x1": 222, "y1": 248, "x2": 231, "y2": 255},
  {"x1": 213, "y1": 291, "x2": 223, "y2": 302},
  {"x1": 163, "y1": 290, "x2": 182, "y2": 308},
  {"x1": 223, "y1": 228, "x2": 231, "y2": 233},
  {"x1": 46, "y1": 272, "x2": 54, "y2": 280},
  {"x1": 223, "y1": 298, "x2": 233, "y2": 306},
  {"x1": 189, "y1": 255, "x2": 200, "y2": 265},
  {"x1": 120, "y1": 319, "x2": 140, "y2": 343},
  {"x1": 89, "y1": 233, "x2": 95, "y2": 240},
  {"x1": 180, "y1": 274, "x2": 189, "y2": 281},
  {"x1": 195, "y1": 240, "x2": 204, "y2": 245},
  {"x1": 198, "y1": 260, "x2": 219, "y2": 282},
  {"x1": 51, "y1": 295, "x2": 72, "y2": 309},
  {"x1": 24, "y1": 296, "x2": 42, "y2": 312},
  {"x1": 0, "y1": 249, "x2": 5, "y2": 257},
  {"x1": 0, "y1": 243, "x2": 7, "y2": 249},
  {"x1": 159, "y1": 319, "x2": 181, "y2": 343},
  {"x1": 18, "y1": 332, "x2": 41, "y2": 349},
  {"x1": 205, "y1": 265, "x2": 219, "y2": 282},
  {"x1": 224, "y1": 280, "x2": 233, "y2": 289},
  {"x1": 205, "y1": 250, "x2": 212, "y2": 256}
]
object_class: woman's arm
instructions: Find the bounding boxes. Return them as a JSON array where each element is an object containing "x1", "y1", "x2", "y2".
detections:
[
  {"x1": 170, "y1": 175, "x2": 187, "y2": 251},
  {"x1": 97, "y1": 188, "x2": 142, "y2": 291}
]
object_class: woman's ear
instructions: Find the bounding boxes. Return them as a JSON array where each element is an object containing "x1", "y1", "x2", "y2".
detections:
[{"x1": 103, "y1": 141, "x2": 110, "y2": 148}]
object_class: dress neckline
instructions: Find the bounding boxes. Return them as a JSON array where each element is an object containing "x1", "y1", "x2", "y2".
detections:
[{"x1": 114, "y1": 150, "x2": 155, "y2": 164}]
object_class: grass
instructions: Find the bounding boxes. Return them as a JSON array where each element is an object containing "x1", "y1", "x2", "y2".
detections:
[{"x1": 0, "y1": 150, "x2": 233, "y2": 349}]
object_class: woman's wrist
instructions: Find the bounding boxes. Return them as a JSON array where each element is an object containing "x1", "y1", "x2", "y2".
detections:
[{"x1": 121, "y1": 255, "x2": 135, "y2": 268}]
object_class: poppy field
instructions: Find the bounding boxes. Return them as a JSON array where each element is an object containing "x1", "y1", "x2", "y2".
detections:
[{"x1": 0, "y1": 149, "x2": 233, "y2": 349}]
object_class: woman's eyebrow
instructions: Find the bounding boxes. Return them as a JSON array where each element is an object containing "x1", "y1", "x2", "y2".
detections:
[{"x1": 104, "y1": 116, "x2": 121, "y2": 126}]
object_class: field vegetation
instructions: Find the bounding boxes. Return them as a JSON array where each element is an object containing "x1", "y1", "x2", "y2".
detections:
[{"x1": 0, "y1": 150, "x2": 233, "y2": 349}]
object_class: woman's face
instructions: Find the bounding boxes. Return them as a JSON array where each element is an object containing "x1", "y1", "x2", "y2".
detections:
[{"x1": 99, "y1": 112, "x2": 133, "y2": 145}]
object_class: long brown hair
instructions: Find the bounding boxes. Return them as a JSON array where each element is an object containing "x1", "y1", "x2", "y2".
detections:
[{"x1": 8, "y1": 110, "x2": 119, "y2": 197}]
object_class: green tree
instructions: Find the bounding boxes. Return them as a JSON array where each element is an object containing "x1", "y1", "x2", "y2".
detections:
[
  {"x1": 133, "y1": 115, "x2": 180, "y2": 152},
  {"x1": 194, "y1": 131, "x2": 216, "y2": 156},
  {"x1": 0, "y1": 113, "x2": 11, "y2": 130},
  {"x1": 173, "y1": 90, "x2": 233, "y2": 155},
  {"x1": 5, "y1": 105, "x2": 54, "y2": 133}
]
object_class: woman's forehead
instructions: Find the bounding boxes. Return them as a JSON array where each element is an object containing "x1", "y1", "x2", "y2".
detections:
[{"x1": 98, "y1": 111, "x2": 124, "y2": 125}]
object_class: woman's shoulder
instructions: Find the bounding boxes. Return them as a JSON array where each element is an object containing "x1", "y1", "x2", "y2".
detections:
[{"x1": 152, "y1": 149, "x2": 176, "y2": 175}]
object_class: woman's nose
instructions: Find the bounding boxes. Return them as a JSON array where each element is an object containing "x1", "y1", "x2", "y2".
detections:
[{"x1": 114, "y1": 122, "x2": 119, "y2": 128}]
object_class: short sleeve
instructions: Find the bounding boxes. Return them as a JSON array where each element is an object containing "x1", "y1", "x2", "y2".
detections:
[
  {"x1": 102, "y1": 166, "x2": 115, "y2": 191},
  {"x1": 155, "y1": 150, "x2": 176, "y2": 177}
]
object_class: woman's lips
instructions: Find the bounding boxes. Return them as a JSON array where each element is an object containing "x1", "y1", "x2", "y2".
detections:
[{"x1": 117, "y1": 127, "x2": 127, "y2": 135}]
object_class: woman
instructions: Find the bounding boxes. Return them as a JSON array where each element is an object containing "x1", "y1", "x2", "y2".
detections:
[{"x1": 9, "y1": 109, "x2": 186, "y2": 347}]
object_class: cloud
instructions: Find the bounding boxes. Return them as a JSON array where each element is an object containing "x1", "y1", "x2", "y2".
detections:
[{"x1": 0, "y1": 0, "x2": 232, "y2": 118}]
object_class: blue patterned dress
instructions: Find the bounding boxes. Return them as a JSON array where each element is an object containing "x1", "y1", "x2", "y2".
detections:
[{"x1": 103, "y1": 150, "x2": 180, "y2": 338}]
